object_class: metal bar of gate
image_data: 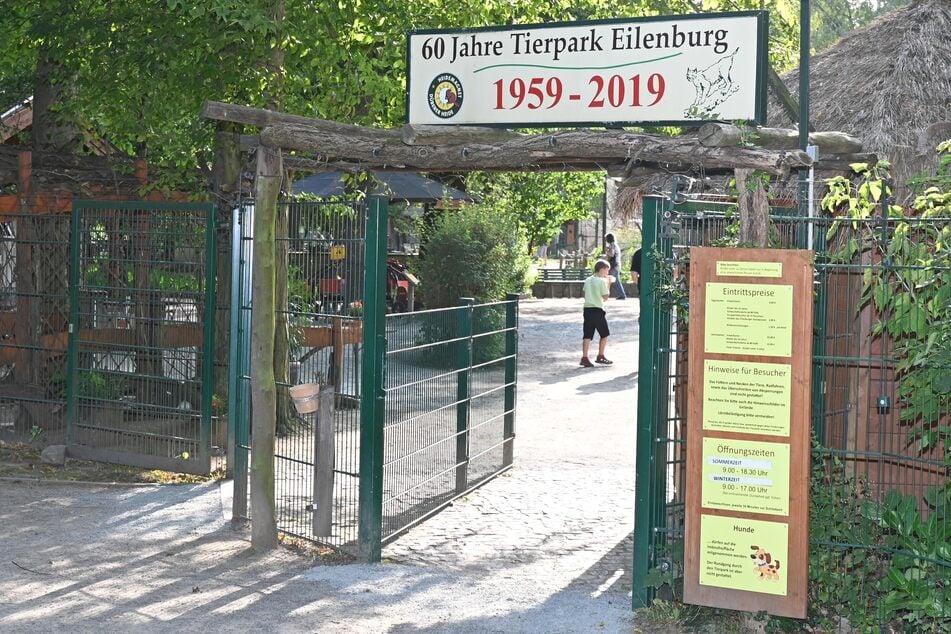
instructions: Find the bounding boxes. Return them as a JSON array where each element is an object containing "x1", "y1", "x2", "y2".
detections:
[
  {"x1": 632, "y1": 195, "x2": 662, "y2": 608},
  {"x1": 358, "y1": 196, "x2": 388, "y2": 562}
]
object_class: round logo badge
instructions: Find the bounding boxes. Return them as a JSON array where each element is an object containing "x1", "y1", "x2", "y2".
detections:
[{"x1": 427, "y1": 74, "x2": 463, "y2": 119}]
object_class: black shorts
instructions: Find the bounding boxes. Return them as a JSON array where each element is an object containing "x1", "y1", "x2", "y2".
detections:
[{"x1": 582, "y1": 307, "x2": 609, "y2": 340}]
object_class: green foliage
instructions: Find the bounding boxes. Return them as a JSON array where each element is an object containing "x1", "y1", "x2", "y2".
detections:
[
  {"x1": 0, "y1": 0, "x2": 810, "y2": 191},
  {"x1": 417, "y1": 204, "x2": 529, "y2": 308},
  {"x1": 638, "y1": 598, "x2": 706, "y2": 628},
  {"x1": 807, "y1": 0, "x2": 910, "y2": 52},
  {"x1": 649, "y1": 247, "x2": 689, "y2": 323},
  {"x1": 150, "y1": 269, "x2": 200, "y2": 292},
  {"x1": 821, "y1": 145, "x2": 951, "y2": 457},
  {"x1": 471, "y1": 303, "x2": 508, "y2": 366},
  {"x1": 285, "y1": 265, "x2": 313, "y2": 359},
  {"x1": 816, "y1": 146, "x2": 951, "y2": 628},
  {"x1": 871, "y1": 489, "x2": 951, "y2": 632},
  {"x1": 78, "y1": 371, "x2": 128, "y2": 401},
  {"x1": 465, "y1": 171, "x2": 603, "y2": 251},
  {"x1": 908, "y1": 139, "x2": 951, "y2": 195},
  {"x1": 799, "y1": 450, "x2": 882, "y2": 631},
  {"x1": 764, "y1": 447, "x2": 951, "y2": 632},
  {"x1": 709, "y1": 205, "x2": 742, "y2": 248}
]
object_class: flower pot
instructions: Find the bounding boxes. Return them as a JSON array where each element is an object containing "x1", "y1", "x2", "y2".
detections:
[{"x1": 289, "y1": 383, "x2": 320, "y2": 414}]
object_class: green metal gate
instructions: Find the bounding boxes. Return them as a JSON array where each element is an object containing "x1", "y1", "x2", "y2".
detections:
[
  {"x1": 67, "y1": 200, "x2": 217, "y2": 475},
  {"x1": 230, "y1": 197, "x2": 370, "y2": 553},
  {"x1": 231, "y1": 196, "x2": 519, "y2": 561},
  {"x1": 632, "y1": 194, "x2": 951, "y2": 627}
]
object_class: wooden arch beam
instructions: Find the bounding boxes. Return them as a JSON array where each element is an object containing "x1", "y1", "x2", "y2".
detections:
[{"x1": 202, "y1": 101, "x2": 812, "y2": 176}]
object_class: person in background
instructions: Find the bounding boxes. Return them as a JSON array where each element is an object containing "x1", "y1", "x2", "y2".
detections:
[
  {"x1": 603, "y1": 233, "x2": 626, "y2": 300},
  {"x1": 580, "y1": 259, "x2": 614, "y2": 367},
  {"x1": 536, "y1": 242, "x2": 548, "y2": 266},
  {"x1": 630, "y1": 247, "x2": 642, "y2": 295}
]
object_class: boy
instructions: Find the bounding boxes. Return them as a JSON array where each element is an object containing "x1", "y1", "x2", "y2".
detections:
[{"x1": 580, "y1": 259, "x2": 614, "y2": 367}]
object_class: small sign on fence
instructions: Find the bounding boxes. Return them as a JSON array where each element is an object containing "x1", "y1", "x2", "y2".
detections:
[
  {"x1": 683, "y1": 247, "x2": 813, "y2": 619},
  {"x1": 330, "y1": 244, "x2": 347, "y2": 261}
]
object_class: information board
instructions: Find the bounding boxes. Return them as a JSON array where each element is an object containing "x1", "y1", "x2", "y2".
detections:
[
  {"x1": 406, "y1": 11, "x2": 767, "y2": 127},
  {"x1": 683, "y1": 247, "x2": 813, "y2": 619}
]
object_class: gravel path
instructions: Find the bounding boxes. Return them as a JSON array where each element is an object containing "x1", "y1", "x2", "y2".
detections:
[{"x1": 0, "y1": 298, "x2": 644, "y2": 633}]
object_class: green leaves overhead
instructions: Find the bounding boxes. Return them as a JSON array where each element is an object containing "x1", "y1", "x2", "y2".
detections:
[
  {"x1": 465, "y1": 171, "x2": 604, "y2": 251},
  {"x1": 0, "y1": 0, "x2": 837, "y2": 187}
]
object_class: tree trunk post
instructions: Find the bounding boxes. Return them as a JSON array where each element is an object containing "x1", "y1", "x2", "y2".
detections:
[
  {"x1": 14, "y1": 152, "x2": 36, "y2": 402},
  {"x1": 250, "y1": 145, "x2": 281, "y2": 551},
  {"x1": 736, "y1": 168, "x2": 770, "y2": 248}
]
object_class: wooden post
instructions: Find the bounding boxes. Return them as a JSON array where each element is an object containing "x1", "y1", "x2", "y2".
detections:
[
  {"x1": 14, "y1": 151, "x2": 36, "y2": 393},
  {"x1": 249, "y1": 145, "x2": 281, "y2": 551},
  {"x1": 331, "y1": 317, "x2": 346, "y2": 388},
  {"x1": 736, "y1": 168, "x2": 770, "y2": 248},
  {"x1": 698, "y1": 123, "x2": 863, "y2": 154},
  {"x1": 201, "y1": 101, "x2": 812, "y2": 175},
  {"x1": 312, "y1": 385, "x2": 335, "y2": 537},
  {"x1": 134, "y1": 159, "x2": 148, "y2": 186}
]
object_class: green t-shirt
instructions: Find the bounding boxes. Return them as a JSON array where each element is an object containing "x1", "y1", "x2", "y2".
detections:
[{"x1": 583, "y1": 275, "x2": 608, "y2": 309}]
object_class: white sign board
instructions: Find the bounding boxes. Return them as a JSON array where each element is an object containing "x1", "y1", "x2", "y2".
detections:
[{"x1": 407, "y1": 12, "x2": 767, "y2": 127}]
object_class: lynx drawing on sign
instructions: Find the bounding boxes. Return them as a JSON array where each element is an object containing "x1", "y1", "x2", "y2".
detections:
[{"x1": 684, "y1": 47, "x2": 740, "y2": 118}]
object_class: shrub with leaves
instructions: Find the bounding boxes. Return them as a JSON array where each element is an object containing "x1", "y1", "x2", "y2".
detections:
[{"x1": 417, "y1": 204, "x2": 529, "y2": 308}]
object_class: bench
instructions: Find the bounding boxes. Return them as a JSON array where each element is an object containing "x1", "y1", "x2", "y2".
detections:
[
  {"x1": 540, "y1": 268, "x2": 588, "y2": 281},
  {"x1": 534, "y1": 268, "x2": 589, "y2": 298}
]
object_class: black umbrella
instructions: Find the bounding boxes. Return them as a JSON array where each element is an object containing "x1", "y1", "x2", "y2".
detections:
[{"x1": 292, "y1": 171, "x2": 478, "y2": 203}]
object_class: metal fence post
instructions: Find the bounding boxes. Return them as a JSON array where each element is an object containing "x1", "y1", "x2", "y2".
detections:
[
  {"x1": 503, "y1": 293, "x2": 519, "y2": 467},
  {"x1": 66, "y1": 203, "x2": 82, "y2": 446},
  {"x1": 456, "y1": 297, "x2": 474, "y2": 493},
  {"x1": 358, "y1": 196, "x2": 388, "y2": 562},
  {"x1": 632, "y1": 195, "x2": 662, "y2": 609},
  {"x1": 229, "y1": 206, "x2": 249, "y2": 517},
  {"x1": 200, "y1": 205, "x2": 217, "y2": 463}
]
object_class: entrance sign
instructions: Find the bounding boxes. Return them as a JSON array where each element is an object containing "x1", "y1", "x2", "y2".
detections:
[
  {"x1": 406, "y1": 11, "x2": 767, "y2": 127},
  {"x1": 701, "y1": 438, "x2": 790, "y2": 515},
  {"x1": 702, "y1": 359, "x2": 792, "y2": 436},
  {"x1": 704, "y1": 283, "x2": 793, "y2": 357},
  {"x1": 684, "y1": 247, "x2": 813, "y2": 619},
  {"x1": 699, "y1": 515, "x2": 789, "y2": 596}
]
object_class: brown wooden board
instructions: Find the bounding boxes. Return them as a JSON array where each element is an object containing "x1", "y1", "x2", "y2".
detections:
[{"x1": 683, "y1": 247, "x2": 813, "y2": 619}]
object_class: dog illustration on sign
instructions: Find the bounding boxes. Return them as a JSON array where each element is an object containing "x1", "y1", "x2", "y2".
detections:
[
  {"x1": 684, "y1": 47, "x2": 740, "y2": 118},
  {"x1": 751, "y1": 545, "x2": 781, "y2": 581}
]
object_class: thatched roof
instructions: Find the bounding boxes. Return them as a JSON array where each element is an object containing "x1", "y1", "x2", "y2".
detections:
[
  {"x1": 769, "y1": 0, "x2": 951, "y2": 166},
  {"x1": 613, "y1": 1, "x2": 951, "y2": 213}
]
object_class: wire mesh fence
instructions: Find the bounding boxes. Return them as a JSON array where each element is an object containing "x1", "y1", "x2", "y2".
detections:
[
  {"x1": 381, "y1": 298, "x2": 517, "y2": 543},
  {"x1": 233, "y1": 199, "x2": 367, "y2": 552},
  {"x1": 231, "y1": 196, "x2": 519, "y2": 557},
  {"x1": 0, "y1": 208, "x2": 71, "y2": 440},
  {"x1": 66, "y1": 201, "x2": 217, "y2": 474}
]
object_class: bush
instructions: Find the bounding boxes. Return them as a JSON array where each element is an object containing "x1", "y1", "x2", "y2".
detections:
[{"x1": 418, "y1": 205, "x2": 529, "y2": 308}]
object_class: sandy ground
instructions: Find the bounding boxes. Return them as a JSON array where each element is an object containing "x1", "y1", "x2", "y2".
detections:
[{"x1": 0, "y1": 298, "x2": 646, "y2": 633}]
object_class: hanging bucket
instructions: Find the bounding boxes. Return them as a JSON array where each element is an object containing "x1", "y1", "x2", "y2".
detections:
[{"x1": 289, "y1": 383, "x2": 320, "y2": 414}]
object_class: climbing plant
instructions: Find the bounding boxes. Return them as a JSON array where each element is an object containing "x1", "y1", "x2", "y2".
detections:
[{"x1": 821, "y1": 142, "x2": 951, "y2": 458}]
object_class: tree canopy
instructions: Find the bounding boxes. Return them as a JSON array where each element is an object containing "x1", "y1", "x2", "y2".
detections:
[
  {"x1": 0, "y1": 0, "x2": 906, "y2": 182},
  {"x1": 466, "y1": 171, "x2": 604, "y2": 249}
]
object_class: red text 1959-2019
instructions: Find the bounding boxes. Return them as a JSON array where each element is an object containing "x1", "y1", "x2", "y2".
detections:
[{"x1": 492, "y1": 74, "x2": 665, "y2": 110}]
